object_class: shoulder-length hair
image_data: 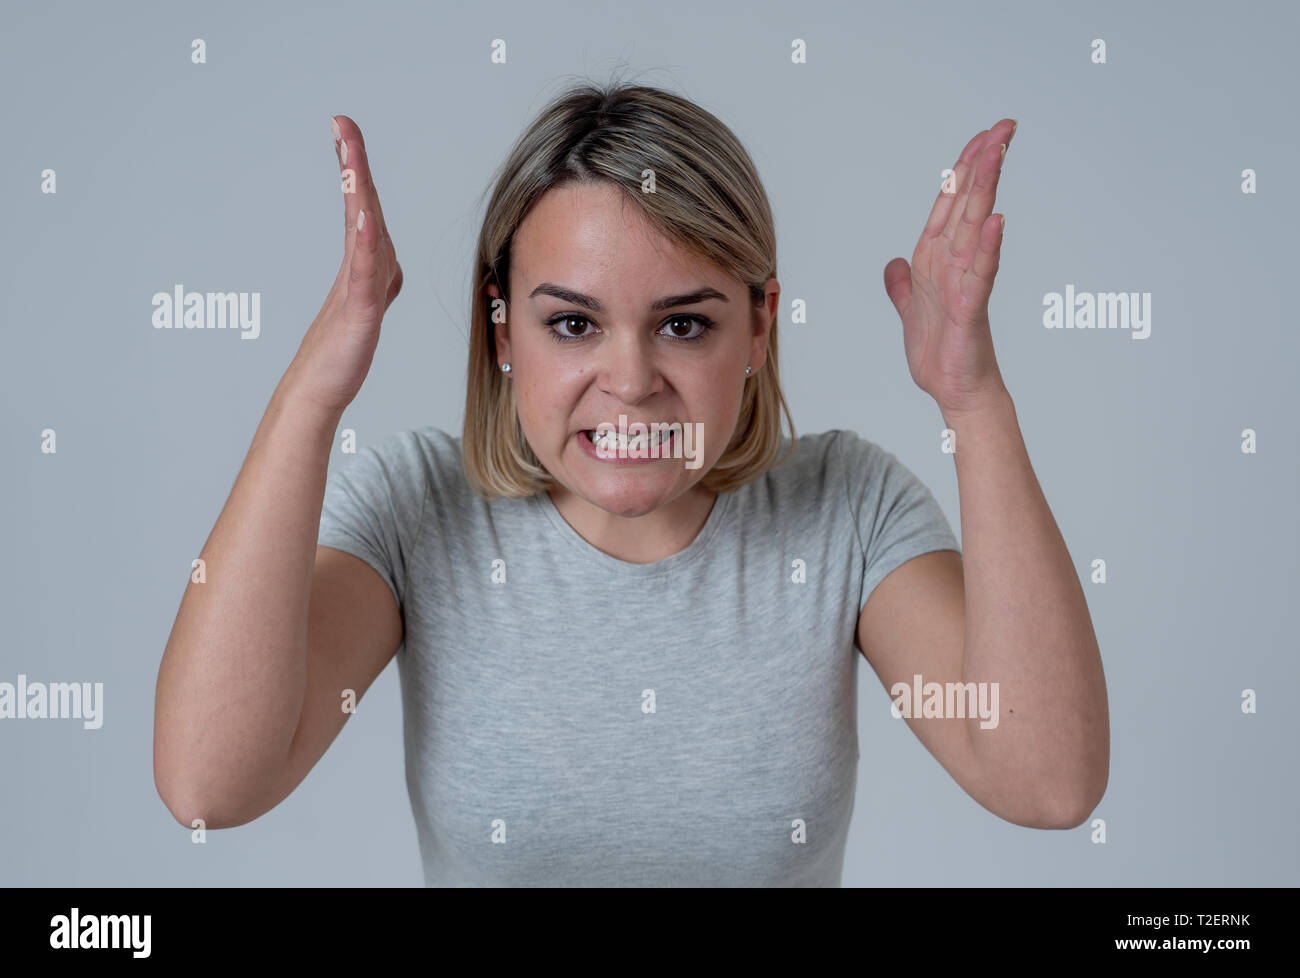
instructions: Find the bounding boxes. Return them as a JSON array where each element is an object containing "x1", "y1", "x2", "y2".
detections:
[{"x1": 462, "y1": 76, "x2": 796, "y2": 498}]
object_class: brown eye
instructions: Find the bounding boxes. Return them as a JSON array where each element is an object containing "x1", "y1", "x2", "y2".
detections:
[
  {"x1": 544, "y1": 315, "x2": 598, "y2": 342},
  {"x1": 658, "y1": 315, "x2": 715, "y2": 342}
]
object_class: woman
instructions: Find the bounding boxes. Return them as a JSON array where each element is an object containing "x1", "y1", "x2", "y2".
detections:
[{"x1": 154, "y1": 80, "x2": 1109, "y2": 887}]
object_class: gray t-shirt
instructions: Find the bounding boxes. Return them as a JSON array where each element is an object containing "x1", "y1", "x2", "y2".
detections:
[{"x1": 317, "y1": 426, "x2": 960, "y2": 886}]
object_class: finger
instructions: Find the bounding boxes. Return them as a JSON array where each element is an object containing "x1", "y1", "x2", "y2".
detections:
[
  {"x1": 937, "y1": 128, "x2": 991, "y2": 241},
  {"x1": 332, "y1": 117, "x2": 392, "y2": 266},
  {"x1": 919, "y1": 159, "x2": 965, "y2": 244},
  {"x1": 385, "y1": 260, "x2": 404, "y2": 310},
  {"x1": 958, "y1": 119, "x2": 1016, "y2": 170},
  {"x1": 941, "y1": 133, "x2": 993, "y2": 242},
  {"x1": 950, "y1": 140, "x2": 1005, "y2": 267},
  {"x1": 965, "y1": 213, "x2": 1003, "y2": 300},
  {"x1": 916, "y1": 132, "x2": 988, "y2": 281},
  {"x1": 339, "y1": 117, "x2": 394, "y2": 248},
  {"x1": 343, "y1": 207, "x2": 386, "y2": 327},
  {"x1": 883, "y1": 257, "x2": 913, "y2": 320},
  {"x1": 920, "y1": 128, "x2": 986, "y2": 243},
  {"x1": 338, "y1": 133, "x2": 372, "y2": 265},
  {"x1": 941, "y1": 120, "x2": 1015, "y2": 244},
  {"x1": 346, "y1": 125, "x2": 393, "y2": 241},
  {"x1": 332, "y1": 116, "x2": 361, "y2": 264}
]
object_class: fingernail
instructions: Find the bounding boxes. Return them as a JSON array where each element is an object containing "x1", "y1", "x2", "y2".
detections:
[
  {"x1": 999, "y1": 142, "x2": 1007, "y2": 160},
  {"x1": 330, "y1": 116, "x2": 341, "y2": 143},
  {"x1": 998, "y1": 213, "x2": 1006, "y2": 233},
  {"x1": 340, "y1": 138, "x2": 348, "y2": 165},
  {"x1": 1010, "y1": 119, "x2": 1018, "y2": 136},
  {"x1": 358, "y1": 209, "x2": 366, "y2": 232}
]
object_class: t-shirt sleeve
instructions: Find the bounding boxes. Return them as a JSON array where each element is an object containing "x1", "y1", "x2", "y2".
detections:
[
  {"x1": 837, "y1": 428, "x2": 961, "y2": 615},
  {"x1": 316, "y1": 430, "x2": 428, "y2": 614}
]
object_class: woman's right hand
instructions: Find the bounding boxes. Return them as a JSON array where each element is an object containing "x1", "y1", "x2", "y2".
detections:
[{"x1": 287, "y1": 115, "x2": 404, "y2": 416}]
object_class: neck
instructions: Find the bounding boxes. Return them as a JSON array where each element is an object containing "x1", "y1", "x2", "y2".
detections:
[{"x1": 547, "y1": 483, "x2": 718, "y2": 564}]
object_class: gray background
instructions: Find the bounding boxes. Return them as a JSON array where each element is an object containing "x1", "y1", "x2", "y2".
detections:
[{"x1": 2, "y1": 0, "x2": 1296, "y2": 886}]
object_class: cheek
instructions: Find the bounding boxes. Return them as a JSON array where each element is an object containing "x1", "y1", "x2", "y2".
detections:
[
  {"x1": 692, "y1": 377, "x2": 746, "y2": 447},
  {"x1": 692, "y1": 373, "x2": 737, "y2": 414},
  {"x1": 516, "y1": 372, "x2": 584, "y2": 423}
]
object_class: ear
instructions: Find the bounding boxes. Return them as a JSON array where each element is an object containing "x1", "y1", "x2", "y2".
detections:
[
  {"x1": 487, "y1": 282, "x2": 511, "y2": 367},
  {"x1": 748, "y1": 277, "x2": 779, "y2": 374}
]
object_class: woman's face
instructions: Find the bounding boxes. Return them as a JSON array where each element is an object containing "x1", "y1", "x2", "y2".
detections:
[{"x1": 491, "y1": 180, "x2": 776, "y2": 519}]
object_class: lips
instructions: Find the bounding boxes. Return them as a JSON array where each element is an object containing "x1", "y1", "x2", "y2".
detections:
[{"x1": 577, "y1": 421, "x2": 679, "y2": 432}]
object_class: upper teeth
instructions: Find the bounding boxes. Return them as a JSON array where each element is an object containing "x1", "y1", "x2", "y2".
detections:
[{"x1": 587, "y1": 427, "x2": 673, "y2": 449}]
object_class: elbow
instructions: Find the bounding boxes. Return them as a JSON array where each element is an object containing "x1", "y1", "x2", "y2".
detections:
[
  {"x1": 1033, "y1": 763, "x2": 1110, "y2": 830},
  {"x1": 1028, "y1": 720, "x2": 1111, "y2": 829},
  {"x1": 154, "y1": 756, "x2": 210, "y2": 830},
  {"x1": 158, "y1": 786, "x2": 207, "y2": 831},
  {"x1": 154, "y1": 744, "x2": 251, "y2": 831},
  {"x1": 155, "y1": 777, "x2": 250, "y2": 832}
]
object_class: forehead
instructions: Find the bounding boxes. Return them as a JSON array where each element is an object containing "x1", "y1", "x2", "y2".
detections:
[{"x1": 512, "y1": 182, "x2": 721, "y2": 291}]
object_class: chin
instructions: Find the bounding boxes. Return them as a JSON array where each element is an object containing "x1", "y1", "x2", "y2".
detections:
[{"x1": 577, "y1": 475, "x2": 680, "y2": 519}]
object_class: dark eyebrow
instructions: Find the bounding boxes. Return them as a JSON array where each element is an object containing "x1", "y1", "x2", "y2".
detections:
[{"x1": 526, "y1": 283, "x2": 729, "y2": 313}]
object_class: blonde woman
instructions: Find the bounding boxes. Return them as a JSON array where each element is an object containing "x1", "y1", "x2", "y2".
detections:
[{"x1": 154, "y1": 79, "x2": 1109, "y2": 886}]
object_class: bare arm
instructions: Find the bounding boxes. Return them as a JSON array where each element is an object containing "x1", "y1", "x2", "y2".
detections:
[
  {"x1": 153, "y1": 115, "x2": 405, "y2": 828},
  {"x1": 865, "y1": 117, "x2": 1108, "y2": 828},
  {"x1": 858, "y1": 402, "x2": 1110, "y2": 830},
  {"x1": 154, "y1": 385, "x2": 368, "y2": 827}
]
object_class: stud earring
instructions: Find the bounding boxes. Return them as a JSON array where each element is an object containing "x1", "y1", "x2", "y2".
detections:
[
  {"x1": 745, "y1": 365, "x2": 752, "y2": 376},
  {"x1": 501, "y1": 363, "x2": 512, "y2": 373}
]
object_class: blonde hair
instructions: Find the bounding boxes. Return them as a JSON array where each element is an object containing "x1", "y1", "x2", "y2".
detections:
[{"x1": 462, "y1": 75, "x2": 796, "y2": 498}]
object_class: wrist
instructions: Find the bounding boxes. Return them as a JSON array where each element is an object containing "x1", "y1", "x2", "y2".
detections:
[
  {"x1": 273, "y1": 368, "x2": 348, "y2": 435},
  {"x1": 938, "y1": 384, "x2": 1015, "y2": 428}
]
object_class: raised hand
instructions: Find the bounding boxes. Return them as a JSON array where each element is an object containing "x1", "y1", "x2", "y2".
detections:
[
  {"x1": 286, "y1": 115, "x2": 404, "y2": 416},
  {"x1": 883, "y1": 119, "x2": 1016, "y2": 416}
]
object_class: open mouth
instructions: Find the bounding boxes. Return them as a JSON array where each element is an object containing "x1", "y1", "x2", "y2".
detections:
[{"x1": 583, "y1": 426, "x2": 676, "y2": 452}]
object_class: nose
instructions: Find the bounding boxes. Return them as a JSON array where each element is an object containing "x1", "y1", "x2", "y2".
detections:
[{"x1": 595, "y1": 330, "x2": 664, "y2": 404}]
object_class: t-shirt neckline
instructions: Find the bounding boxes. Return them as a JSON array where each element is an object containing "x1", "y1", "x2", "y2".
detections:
[{"x1": 528, "y1": 484, "x2": 734, "y2": 577}]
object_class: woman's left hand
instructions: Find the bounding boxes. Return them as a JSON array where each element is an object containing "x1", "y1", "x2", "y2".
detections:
[{"x1": 883, "y1": 119, "x2": 1016, "y2": 416}]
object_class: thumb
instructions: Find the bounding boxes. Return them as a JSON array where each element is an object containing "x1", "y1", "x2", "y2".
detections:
[
  {"x1": 385, "y1": 261, "x2": 404, "y2": 309},
  {"x1": 883, "y1": 258, "x2": 912, "y2": 320}
]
